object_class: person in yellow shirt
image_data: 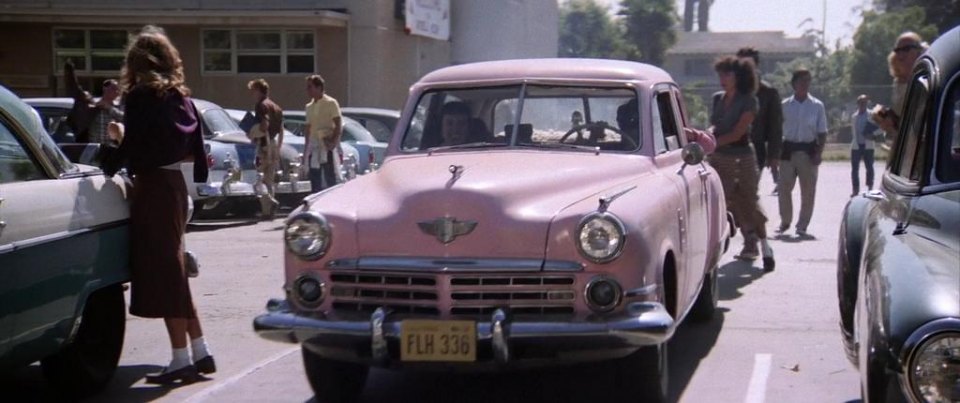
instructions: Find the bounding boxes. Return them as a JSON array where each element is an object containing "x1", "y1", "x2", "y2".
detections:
[{"x1": 303, "y1": 74, "x2": 343, "y2": 192}]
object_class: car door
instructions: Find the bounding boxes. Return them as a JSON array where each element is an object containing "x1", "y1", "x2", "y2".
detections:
[
  {"x1": 0, "y1": 102, "x2": 128, "y2": 362},
  {"x1": 653, "y1": 87, "x2": 709, "y2": 305}
]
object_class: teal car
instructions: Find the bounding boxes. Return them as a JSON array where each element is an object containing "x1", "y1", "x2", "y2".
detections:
[{"x1": 0, "y1": 84, "x2": 131, "y2": 397}]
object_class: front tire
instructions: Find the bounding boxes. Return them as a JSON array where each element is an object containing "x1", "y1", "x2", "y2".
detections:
[
  {"x1": 689, "y1": 266, "x2": 719, "y2": 322},
  {"x1": 41, "y1": 284, "x2": 126, "y2": 398},
  {"x1": 302, "y1": 347, "x2": 369, "y2": 403},
  {"x1": 613, "y1": 344, "x2": 668, "y2": 402}
]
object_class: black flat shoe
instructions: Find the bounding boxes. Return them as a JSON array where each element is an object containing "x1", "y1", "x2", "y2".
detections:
[
  {"x1": 195, "y1": 355, "x2": 217, "y2": 374},
  {"x1": 145, "y1": 364, "x2": 199, "y2": 385}
]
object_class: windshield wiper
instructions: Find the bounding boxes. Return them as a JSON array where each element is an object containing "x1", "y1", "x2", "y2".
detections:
[{"x1": 427, "y1": 142, "x2": 508, "y2": 153}]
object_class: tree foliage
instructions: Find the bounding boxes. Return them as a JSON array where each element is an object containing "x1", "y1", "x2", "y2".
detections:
[
  {"x1": 849, "y1": 7, "x2": 938, "y2": 106},
  {"x1": 873, "y1": 0, "x2": 958, "y2": 35},
  {"x1": 559, "y1": 0, "x2": 629, "y2": 59},
  {"x1": 767, "y1": 48, "x2": 855, "y2": 132},
  {"x1": 618, "y1": 0, "x2": 678, "y2": 66}
]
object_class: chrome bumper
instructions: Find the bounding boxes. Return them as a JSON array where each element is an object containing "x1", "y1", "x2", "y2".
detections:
[
  {"x1": 275, "y1": 180, "x2": 312, "y2": 195},
  {"x1": 253, "y1": 299, "x2": 675, "y2": 367},
  {"x1": 196, "y1": 182, "x2": 256, "y2": 198}
]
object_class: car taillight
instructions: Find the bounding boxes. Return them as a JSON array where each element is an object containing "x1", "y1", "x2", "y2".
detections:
[
  {"x1": 367, "y1": 149, "x2": 374, "y2": 166},
  {"x1": 207, "y1": 153, "x2": 215, "y2": 168},
  {"x1": 338, "y1": 148, "x2": 344, "y2": 164}
]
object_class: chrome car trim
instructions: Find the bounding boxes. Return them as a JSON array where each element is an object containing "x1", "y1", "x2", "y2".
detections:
[
  {"x1": 624, "y1": 284, "x2": 658, "y2": 298},
  {"x1": 254, "y1": 301, "x2": 676, "y2": 359},
  {"x1": 491, "y1": 308, "x2": 510, "y2": 363},
  {"x1": 326, "y1": 257, "x2": 583, "y2": 272},
  {"x1": 0, "y1": 219, "x2": 129, "y2": 255},
  {"x1": 371, "y1": 307, "x2": 390, "y2": 363},
  {"x1": 597, "y1": 185, "x2": 637, "y2": 212}
]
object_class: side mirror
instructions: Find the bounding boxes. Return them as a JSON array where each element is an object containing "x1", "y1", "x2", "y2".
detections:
[{"x1": 681, "y1": 142, "x2": 705, "y2": 165}]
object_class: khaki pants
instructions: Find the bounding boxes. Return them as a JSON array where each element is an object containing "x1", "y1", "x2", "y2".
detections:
[
  {"x1": 256, "y1": 138, "x2": 279, "y2": 216},
  {"x1": 778, "y1": 151, "x2": 819, "y2": 232},
  {"x1": 708, "y1": 151, "x2": 768, "y2": 240}
]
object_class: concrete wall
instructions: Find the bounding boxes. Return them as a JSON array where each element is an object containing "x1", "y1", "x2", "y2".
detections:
[{"x1": 451, "y1": 0, "x2": 559, "y2": 64}]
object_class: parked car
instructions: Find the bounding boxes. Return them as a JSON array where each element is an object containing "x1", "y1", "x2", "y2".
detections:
[
  {"x1": 26, "y1": 97, "x2": 263, "y2": 219},
  {"x1": 0, "y1": 85, "x2": 131, "y2": 397},
  {"x1": 223, "y1": 108, "x2": 358, "y2": 205},
  {"x1": 341, "y1": 106, "x2": 400, "y2": 143},
  {"x1": 254, "y1": 59, "x2": 731, "y2": 402},
  {"x1": 836, "y1": 26, "x2": 960, "y2": 403},
  {"x1": 282, "y1": 111, "x2": 384, "y2": 174}
]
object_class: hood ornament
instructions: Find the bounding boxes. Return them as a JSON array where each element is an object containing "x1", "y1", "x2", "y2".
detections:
[{"x1": 418, "y1": 217, "x2": 477, "y2": 244}]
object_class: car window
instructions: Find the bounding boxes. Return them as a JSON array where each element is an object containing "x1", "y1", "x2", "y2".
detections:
[
  {"x1": 342, "y1": 120, "x2": 376, "y2": 143},
  {"x1": 350, "y1": 117, "x2": 392, "y2": 143},
  {"x1": 938, "y1": 74, "x2": 960, "y2": 183},
  {"x1": 402, "y1": 85, "x2": 639, "y2": 152},
  {"x1": 0, "y1": 117, "x2": 46, "y2": 184},
  {"x1": 892, "y1": 73, "x2": 931, "y2": 182},
  {"x1": 35, "y1": 107, "x2": 76, "y2": 143},
  {"x1": 202, "y1": 108, "x2": 243, "y2": 137}
]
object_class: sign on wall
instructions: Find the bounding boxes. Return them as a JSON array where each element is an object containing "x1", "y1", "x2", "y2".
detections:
[{"x1": 405, "y1": 0, "x2": 450, "y2": 41}]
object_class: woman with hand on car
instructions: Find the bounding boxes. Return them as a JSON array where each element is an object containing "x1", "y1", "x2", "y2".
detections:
[
  {"x1": 102, "y1": 25, "x2": 215, "y2": 385},
  {"x1": 707, "y1": 55, "x2": 775, "y2": 271}
]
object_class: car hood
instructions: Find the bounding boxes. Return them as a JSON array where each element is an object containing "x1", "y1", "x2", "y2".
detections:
[{"x1": 313, "y1": 150, "x2": 649, "y2": 259}]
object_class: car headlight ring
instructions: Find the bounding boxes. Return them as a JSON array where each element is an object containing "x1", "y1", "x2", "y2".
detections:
[
  {"x1": 907, "y1": 331, "x2": 960, "y2": 403},
  {"x1": 575, "y1": 212, "x2": 626, "y2": 263},
  {"x1": 284, "y1": 211, "x2": 331, "y2": 260}
]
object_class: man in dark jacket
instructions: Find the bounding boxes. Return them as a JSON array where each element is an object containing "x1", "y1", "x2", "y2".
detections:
[{"x1": 737, "y1": 47, "x2": 783, "y2": 194}]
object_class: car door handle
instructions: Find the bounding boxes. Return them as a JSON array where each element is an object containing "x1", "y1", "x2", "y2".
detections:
[{"x1": 0, "y1": 197, "x2": 5, "y2": 236}]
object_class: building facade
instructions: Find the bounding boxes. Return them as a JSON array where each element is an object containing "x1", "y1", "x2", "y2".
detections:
[{"x1": 0, "y1": 0, "x2": 558, "y2": 111}]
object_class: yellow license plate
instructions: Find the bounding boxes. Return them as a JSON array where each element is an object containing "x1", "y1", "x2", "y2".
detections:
[{"x1": 400, "y1": 320, "x2": 476, "y2": 362}]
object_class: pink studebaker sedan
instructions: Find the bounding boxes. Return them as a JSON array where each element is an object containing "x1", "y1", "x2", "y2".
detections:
[{"x1": 254, "y1": 59, "x2": 730, "y2": 402}]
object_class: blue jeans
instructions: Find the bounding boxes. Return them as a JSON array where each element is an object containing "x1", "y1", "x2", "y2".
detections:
[
  {"x1": 850, "y1": 146, "x2": 874, "y2": 194},
  {"x1": 308, "y1": 151, "x2": 338, "y2": 192}
]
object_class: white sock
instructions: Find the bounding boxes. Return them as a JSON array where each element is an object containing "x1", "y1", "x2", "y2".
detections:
[
  {"x1": 191, "y1": 336, "x2": 211, "y2": 361},
  {"x1": 169, "y1": 347, "x2": 191, "y2": 371}
]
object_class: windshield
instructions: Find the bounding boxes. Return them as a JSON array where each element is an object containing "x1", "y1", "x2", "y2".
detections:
[
  {"x1": 401, "y1": 85, "x2": 640, "y2": 152},
  {"x1": 202, "y1": 108, "x2": 244, "y2": 138}
]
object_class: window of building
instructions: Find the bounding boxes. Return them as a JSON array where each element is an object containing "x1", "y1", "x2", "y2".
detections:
[
  {"x1": 202, "y1": 29, "x2": 315, "y2": 74},
  {"x1": 683, "y1": 58, "x2": 713, "y2": 77},
  {"x1": 53, "y1": 28, "x2": 129, "y2": 73}
]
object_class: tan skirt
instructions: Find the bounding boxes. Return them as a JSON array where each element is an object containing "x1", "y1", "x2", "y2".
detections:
[{"x1": 128, "y1": 168, "x2": 196, "y2": 319}]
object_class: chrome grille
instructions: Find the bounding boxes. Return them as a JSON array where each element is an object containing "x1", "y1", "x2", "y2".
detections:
[
  {"x1": 449, "y1": 275, "x2": 576, "y2": 316},
  {"x1": 328, "y1": 272, "x2": 577, "y2": 317}
]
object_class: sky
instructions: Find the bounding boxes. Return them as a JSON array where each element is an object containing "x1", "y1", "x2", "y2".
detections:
[{"x1": 577, "y1": 0, "x2": 873, "y2": 47}]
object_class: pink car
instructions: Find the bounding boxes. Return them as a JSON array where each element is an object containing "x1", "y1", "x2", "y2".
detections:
[{"x1": 255, "y1": 59, "x2": 731, "y2": 402}]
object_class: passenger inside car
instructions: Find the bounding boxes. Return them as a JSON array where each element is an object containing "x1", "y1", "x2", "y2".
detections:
[{"x1": 616, "y1": 98, "x2": 641, "y2": 148}]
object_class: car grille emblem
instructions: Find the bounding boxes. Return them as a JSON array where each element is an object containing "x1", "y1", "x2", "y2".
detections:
[{"x1": 418, "y1": 217, "x2": 477, "y2": 244}]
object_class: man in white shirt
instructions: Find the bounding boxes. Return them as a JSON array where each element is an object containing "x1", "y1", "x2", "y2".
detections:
[
  {"x1": 778, "y1": 69, "x2": 827, "y2": 238},
  {"x1": 850, "y1": 94, "x2": 880, "y2": 197}
]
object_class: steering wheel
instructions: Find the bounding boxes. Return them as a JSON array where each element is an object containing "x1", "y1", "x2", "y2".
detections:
[{"x1": 559, "y1": 121, "x2": 637, "y2": 149}]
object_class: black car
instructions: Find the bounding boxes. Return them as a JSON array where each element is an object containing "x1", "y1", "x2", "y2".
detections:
[{"x1": 837, "y1": 26, "x2": 960, "y2": 402}]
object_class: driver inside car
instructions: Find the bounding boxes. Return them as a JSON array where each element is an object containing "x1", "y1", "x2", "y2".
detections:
[
  {"x1": 616, "y1": 98, "x2": 640, "y2": 147},
  {"x1": 439, "y1": 101, "x2": 471, "y2": 146}
]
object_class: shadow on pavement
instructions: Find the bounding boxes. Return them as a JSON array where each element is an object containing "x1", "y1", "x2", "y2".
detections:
[
  {"x1": 717, "y1": 259, "x2": 769, "y2": 301},
  {"x1": 4, "y1": 363, "x2": 183, "y2": 403}
]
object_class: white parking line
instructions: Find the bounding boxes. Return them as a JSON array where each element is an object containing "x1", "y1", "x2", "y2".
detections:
[
  {"x1": 183, "y1": 346, "x2": 299, "y2": 403},
  {"x1": 744, "y1": 353, "x2": 772, "y2": 403}
]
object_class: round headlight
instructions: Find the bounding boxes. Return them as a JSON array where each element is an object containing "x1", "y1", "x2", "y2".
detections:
[
  {"x1": 576, "y1": 213, "x2": 626, "y2": 263},
  {"x1": 292, "y1": 274, "x2": 325, "y2": 309},
  {"x1": 585, "y1": 277, "x2": 622, "y2": 313},
  {"x1": 284, "y1": 212, "x2": 331, "y2": 260},
  {"x1": 908, "y1": 333, "x2": 960, "y2": 402}
]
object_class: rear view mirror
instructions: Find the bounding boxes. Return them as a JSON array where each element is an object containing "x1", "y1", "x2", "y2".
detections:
[{"x1": 682, "y1": 142, "x2": 705, "y2": 165}]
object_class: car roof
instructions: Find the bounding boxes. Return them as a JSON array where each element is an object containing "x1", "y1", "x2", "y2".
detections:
[
  {"x1": 22, "y1": 97, "x2": 73, "y2": 108},
  {"x1": 415, "y1": 58, "x2": 674, "y2": 88},
  {"x1": 922, "y1": 26, "x2": 960, "y2": 81}
]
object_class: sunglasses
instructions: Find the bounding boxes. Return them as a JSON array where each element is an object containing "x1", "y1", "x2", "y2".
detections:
[{"x1": 893, "y1": 44, "x2": 921, "y2": 53}]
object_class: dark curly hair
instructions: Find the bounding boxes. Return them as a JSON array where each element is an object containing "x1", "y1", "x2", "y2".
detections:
[{"x1": 714, "y1": 56, "x2": 757, "y2": 95}]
